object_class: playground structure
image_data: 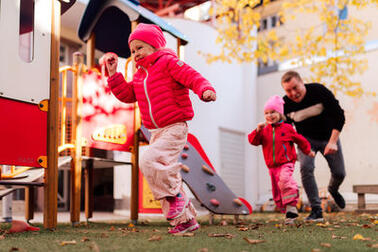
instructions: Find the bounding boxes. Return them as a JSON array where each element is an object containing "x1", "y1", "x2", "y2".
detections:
[
  {"x1": 0, "y1": 0, "x2": 252, "y2": 228},
  {"x1": 0, "y1": 0, "x2": 76, "y2": 229}
]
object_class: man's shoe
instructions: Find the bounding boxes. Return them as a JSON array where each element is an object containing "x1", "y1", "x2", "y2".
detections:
[
  {"x1": 305, "y1": 208, "x2": 324, "y2": 222},
  {"x1": 166, "y1": 193, "x2": 189, "y2": 221},
  {"x1": 168, "y1": 219, "x2": 200, "y2": 234},
  {"x1": 285, "y1": 211, "x2": 299, "y2": 225},
  {"x1": 328, "y1": 189, "x2": 345, "y2": 209}
]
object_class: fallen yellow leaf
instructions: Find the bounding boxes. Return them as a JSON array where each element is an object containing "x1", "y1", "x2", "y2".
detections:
[
  {"x1": 173, "y1": 232, "x2": 195, "y2": 237},
  {"x1": 60, "y1": 240, "x2": 77, "y2": 246},
  {"x1": 353, "y1": 234, "x2": 364, "y2": 240},
  {"x1": 244, "y1": 238, "x2": 266, "y2": 244},
  {"x1": 239, "y1": 227, "x2": 249, "y2": 231},
  {"x1": 208, "y1": 233, "x2": 235, "y2": 239}
]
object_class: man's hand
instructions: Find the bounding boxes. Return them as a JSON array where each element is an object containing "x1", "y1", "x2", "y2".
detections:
[
  {"x1": 324, "y1": 141, "x2": 338, "y2": 155},
  {"x1": 202, "y1": 90, "x2": 216, "y2": 102},
  {"x1": 256, "y1": 122, "x2": 266, "y2": 132}
]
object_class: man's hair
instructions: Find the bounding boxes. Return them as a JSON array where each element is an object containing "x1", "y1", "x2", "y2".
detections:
[{"x1": 281, "y1": 71, "x2": 302, "y2": 84}]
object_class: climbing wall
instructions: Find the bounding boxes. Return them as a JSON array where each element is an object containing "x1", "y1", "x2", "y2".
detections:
[{"x1": 140, "y1": 126, "x2": 252, "y2": 215}]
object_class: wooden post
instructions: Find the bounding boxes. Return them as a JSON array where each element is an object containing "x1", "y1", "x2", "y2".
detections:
[
  {"x1": 25, "y1": 187, "x2": 34, "y2": 222},
  {"x1": 86, "y1": 33, "x2": 95, "y2": 68},
  {"x1": 130, "y1": 21, "x2": 140, "y2": 224},
  {"x1": 44, "y1": 0, "x2": 60, "y2": 229},
  {"x1": 357, "y1": 193, "x2": 366, "y2": 210},
  {"x1": 85, "y1": 159, "x2": 94, "y2": 220},
  {"x1": 70, "y1": 52, "x2": 84, "y2": 224}
]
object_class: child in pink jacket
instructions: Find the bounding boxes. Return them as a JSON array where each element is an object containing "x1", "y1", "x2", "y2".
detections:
[
  {"x1": 248, "y1": 95, "x2": 315, "y2": 224},
  {"x1": 102, "y1": 23, "x2": 216, "y2": 233}
]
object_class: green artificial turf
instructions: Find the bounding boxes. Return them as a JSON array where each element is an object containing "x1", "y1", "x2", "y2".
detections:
[{"x1": 0, "y1": 212, "x2": 377, "y2": 252}]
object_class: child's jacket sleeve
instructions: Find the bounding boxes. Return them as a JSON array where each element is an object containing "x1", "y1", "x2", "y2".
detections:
[
  {"x1": 289, "y1": 126, "x2": 311, "y2": 155},
  {"x1": 248, "y1": 129, "x2": 263, "y2": 146},
  {"x1": 107, "y1": 72, "x2": 137, "y2": 103},
  {"x1": 166, "y1": 56, "x2": 215, "y2": 101}
]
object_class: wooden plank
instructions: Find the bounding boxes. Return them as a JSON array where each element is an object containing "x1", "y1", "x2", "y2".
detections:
[
  {"x1": 355, "y1": 209, "x2": 378, "y2": 214},
  {"x1": 44, "y1": 0, "x2": 60, "y2": 229},
  {"x1": 353, "y1": 185, "x2": 378, "y2": 194}
]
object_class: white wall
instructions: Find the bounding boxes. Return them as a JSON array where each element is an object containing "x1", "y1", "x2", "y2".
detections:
[{"x1": 164, "y1": 19, "x2": 259, "y2": 207}]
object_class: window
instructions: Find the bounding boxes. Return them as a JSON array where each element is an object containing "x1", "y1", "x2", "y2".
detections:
[
  {"x1": 258, "y1": 14, "x2": 282, "y2": 32},
  {"x1": 19, "y1": 0, "x2": 34, "y2": 63}
]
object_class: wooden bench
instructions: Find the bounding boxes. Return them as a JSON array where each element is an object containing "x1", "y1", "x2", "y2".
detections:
[{"x1": 353, "y1": 185, "x2": 378, "y2": 213}]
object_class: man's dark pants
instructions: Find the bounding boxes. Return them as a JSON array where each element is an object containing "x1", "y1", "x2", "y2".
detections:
[{"x1": 298, "y1": 138, "x2": 346, "y2": 210}]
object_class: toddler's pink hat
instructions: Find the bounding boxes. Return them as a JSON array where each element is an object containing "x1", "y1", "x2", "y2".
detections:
[
  {"x1": 264, "y1": 95, "x2": 285, "y2": 114},
  {"x1": 128, "y1": 23, "x2": 166, "y2": 49}
]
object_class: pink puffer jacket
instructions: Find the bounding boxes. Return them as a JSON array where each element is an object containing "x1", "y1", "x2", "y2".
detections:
[{"x1": 107, "y1": 49, "x2": 215, "y2": 129}]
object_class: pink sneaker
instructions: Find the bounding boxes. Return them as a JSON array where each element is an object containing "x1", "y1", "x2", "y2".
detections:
[
  {"x1": 166, "y1": 193, "x2": 189, "y2": 220},
  {"x1": 168, "y1": 219, "x2": 200, "y2": 234}
]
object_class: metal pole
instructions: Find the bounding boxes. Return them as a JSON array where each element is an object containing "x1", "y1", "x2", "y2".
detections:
[{"x1": 2, "y1": 165, "x2": 12, "y2": 222}]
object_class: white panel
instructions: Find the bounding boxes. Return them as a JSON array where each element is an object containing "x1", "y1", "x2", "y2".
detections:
[
  {"x1": 219, "y1": 128, "x2": 245, "y2": 197},
  {"x1": 0, "y1": 0, "x2": 51, "y2": 104}
]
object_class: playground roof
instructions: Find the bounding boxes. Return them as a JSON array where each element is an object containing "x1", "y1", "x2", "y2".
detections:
[
  {"x1": 138, "y1": 0, "x2": 208, "y2": 16},
  {"x1": 78, "y1": 0, "x2": 189, "y2": 58}
]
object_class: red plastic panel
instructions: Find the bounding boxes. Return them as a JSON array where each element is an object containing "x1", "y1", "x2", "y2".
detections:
[
  {"x1": 0, "y1": 97, "x2": 46, "y2": 167},
  {"x1": 81, "y1": 72, "x2": 134, "y2": 152}
]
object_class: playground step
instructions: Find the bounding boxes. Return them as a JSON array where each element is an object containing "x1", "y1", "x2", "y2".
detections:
[{"x1": 59, "y1": 156, "x2": 131, "y2": 169}]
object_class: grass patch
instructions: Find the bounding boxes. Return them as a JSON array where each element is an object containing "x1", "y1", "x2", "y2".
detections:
[{"x1": 0, "y1": 212, "x2": 377, "y2": 251}]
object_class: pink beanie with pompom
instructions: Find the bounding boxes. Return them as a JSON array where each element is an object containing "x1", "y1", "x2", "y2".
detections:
[
  {"x1": 128, "y1": 23, "x2": 166, "y2": 49},
  {"x1": 264, "y1": 95, "x2": 285, "y2": 115}
]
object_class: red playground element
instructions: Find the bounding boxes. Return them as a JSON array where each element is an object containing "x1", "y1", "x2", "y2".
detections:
[
  {"x1": 81, "y1": 71, "x2": 135, "y2": 152},
  {"x1": 0, "y1": 97, "x2": 47, "y2": 167},
  {"x1": 238, "y1": 197, "x2": 253, "y2": 214},
  {"x1": 210, "y1": 198, "x2": 220, "y2": 207},
  {"x1": 187, "y1": 133, "x2": 215, "y2": 171},
  {"x1": 181, "y1": 153, "x2": 188, "y2": 159},
  {"x1": 9, "y1": 220, "x2": 40, "y2": 233}
]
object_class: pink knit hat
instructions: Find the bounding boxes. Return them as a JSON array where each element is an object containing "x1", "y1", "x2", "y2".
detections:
[
  {"x1": 128, "y1": 23, "x2": 166, "y2": 49},
  {"x1": 264, "y1": 95, "x2": 285, "y2": 114}
]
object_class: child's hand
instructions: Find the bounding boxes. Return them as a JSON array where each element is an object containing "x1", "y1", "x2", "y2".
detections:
[
  {"x1": 99, "y1": 52, "x2": 118, "y2": 77},
  {"x1": 202, "y1": 90, "x2": 216, "y2": 102},
  {"x1": 256, "y1": 122, "x2": 266, "y2": 132},
  {"x1": 308, "y1": 150, "x2": 315, "y2": 158}
]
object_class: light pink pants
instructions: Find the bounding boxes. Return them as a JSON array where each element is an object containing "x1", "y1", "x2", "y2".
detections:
[
  {"x1": 268, "y1": 162, "x2": 299, "y2": 212},
  {"x1": 139, "y1": 122, "x2": 197, "y2": 226}
]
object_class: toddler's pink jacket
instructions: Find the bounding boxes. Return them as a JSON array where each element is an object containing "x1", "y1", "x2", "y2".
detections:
[
  {"x1": 107, "y1": 48, "x2": 215, "y2": 129},
  {"x1": 248, "y1": 122, "x2": 312, "y2": 168}
]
